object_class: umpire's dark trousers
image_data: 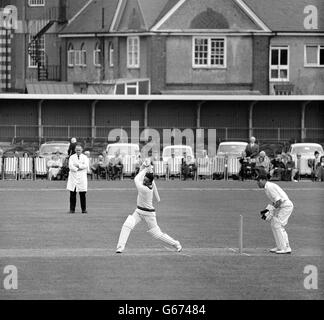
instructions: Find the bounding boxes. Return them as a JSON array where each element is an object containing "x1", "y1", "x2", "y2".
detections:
[{"x1": 70, "y1": 188, "x2": 86, "y2": 212}]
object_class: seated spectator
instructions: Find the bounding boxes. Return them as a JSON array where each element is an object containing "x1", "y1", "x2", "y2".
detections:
[
  {"x1": 60, "y1": 157, "x2": 70, "y2": 181},
  {"x1": 201, "y1": 150, "x2": 209, "y2": 159},
  {"x1": 108, "y1": 151, "x2": 123, "y2": 180},
  {"x1": 270, "y1": 154, "x2": 286, "y2": 181},
  {"x1": 20, "y1": 152, "x2": 32, "y2": 180},
  {"x1": 239, "y1": 151, "x2": 254, "y2": 181},
  {"x1": 308, "y1": 151, "x2": 321, "y2": 181},
  {"x1": 284, "y1": 154, "x2": 299, "y2": 182},
  {"x1": 182, "y1": 155, "x2": 197, "y2": 180},
  {"x1": 255, "y1": 151, "x2": 270, "y2": 174},
  {"x1": 316, "y1": 156, "x2": 324, "y2": 182},
  {"x1": 91, "y1": 154, "x2": 107, "y2": 179},
  {"x1": 47, "y1": 152, "x2": 63, "y2": 180}
]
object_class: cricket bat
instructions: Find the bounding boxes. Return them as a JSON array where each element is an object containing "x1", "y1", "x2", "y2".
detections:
[{"x1": 152, "y1": 181, "x2": 160, "y2": 202}]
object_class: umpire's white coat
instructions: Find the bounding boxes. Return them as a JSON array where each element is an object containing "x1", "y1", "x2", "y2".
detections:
[{"x1": 66, "y1": 153, "x2": 89, "y2": 192}]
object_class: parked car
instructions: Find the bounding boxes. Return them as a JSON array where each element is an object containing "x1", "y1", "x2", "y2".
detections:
[
  {"x1": 216, "y1": 142, "x2": 248, "y2": 158},
  {"x1": 289, "y1": 143, "x2": 324, "y2": 175},
  {"x1": 162, "y1": 145, "x2": 195, "y2": 162},
  {"x1": 106, "y1": 143, "x2": 140, "y2": 161},
  {"x1": 38, "y1": 141, "x2": 70, "y2": 161}
]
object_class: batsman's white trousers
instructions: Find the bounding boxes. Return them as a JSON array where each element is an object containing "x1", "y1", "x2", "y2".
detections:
[
  {"x1": 271, "y1": 200, "x2": 293, "y2": 250},
  {"x1": 117, "y1": 208, "x2": 178, "y2": 249},
  {"x1": 131, "y1": 209, "x2": 158, "y2": 229}
]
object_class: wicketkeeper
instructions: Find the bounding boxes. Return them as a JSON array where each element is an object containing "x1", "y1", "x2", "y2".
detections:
[
  {"x1": 257, "y1": 172, "x2": 294, "y2": 254},
  {"x1": 116, "y1": 160, "x2": 182, "y2": 253}
]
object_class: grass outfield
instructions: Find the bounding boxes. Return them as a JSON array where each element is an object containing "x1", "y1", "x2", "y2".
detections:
[{"x1": 0, "y1": 179, "x2": 323, "y2": 300}]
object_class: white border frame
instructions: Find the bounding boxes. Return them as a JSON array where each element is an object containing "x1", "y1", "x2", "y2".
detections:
[
  {"x1": 93, "y1": 42, "x2": 101, "y2": 67},
  {"x1": 109, "y1": 42, "x2": 114, "y2": 67},
  {"x1": 192, "y1": 36, "x2": 227, "y2": 69},
  {"x1": 127, "y1": 36, "x2": 140, "y2": 69},
  {"x1": 304, "y1": 44, "x2": 324, "y2": 68},
  {"x1": 269, "y1": 46, "x2": 290, "y2": 82},
  {"x1": 28, "y1": 0, "x2": 45, "y2": 7},
  {"x1": 1, "y1": 94, "x2": 322, "y2": 101}
]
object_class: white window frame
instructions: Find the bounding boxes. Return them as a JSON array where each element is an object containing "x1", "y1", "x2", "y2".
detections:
[
  {"x1": 28, "y1": 0, "x2": 45, "y2": 7},
  {"x1": 269, "y1": 46, "x2": 289, "y2": 82},
  {"x1": 192, "y1": 37, "x2": 227, "y2": 69},
  {"x1": 67, "y1": 44, "x2": 74, "y2": 67},
  {"x1": 28, "y1": 34, "x2": 46, "y2": 68},
  {"x1": 127, "y1": 36, "x2": 140, "y2": 69},
  {"x1": 304, "y1": 45, "x2": 324, "y2": 67},
  {"x1": 74, "y1": 50, "x2": 82, "y2": 66},
  {"x1": 109, "y1": 42, "x2": 114, "y2": 67},
  {"x1": 81, "y1": 44, "x2": 87, "y2": 67},
  {"x1": 93, "y1": 43, "x2": 101, "y2": 67},
  {"x1": 126, "y1": 82, "x2": 139, "y2": 95}
]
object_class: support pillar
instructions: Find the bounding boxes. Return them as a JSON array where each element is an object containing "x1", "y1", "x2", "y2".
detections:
[
  {"x1": 197, "y1": 101, "x2": 205, "y2": 129},
  {"x1": 38, "y1": 99, "x2": 44, "y2": 144},
  {"x1": 91, "y1": 100, "x2": 98, "y2": 145},
  {"x1": 249, "y1": 101, "x2": 257, "y2": 139},
  {"x1": 144, "y1": 100, "x2": 151, "y2": 128},
  {"x1": 301, "y1": 101, "x2": 310, "y2": 142}
]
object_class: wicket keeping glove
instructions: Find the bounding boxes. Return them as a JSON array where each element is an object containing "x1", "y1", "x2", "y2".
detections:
[{"x1": 260, "y1": 204, "x2": 275, "y2": 221}]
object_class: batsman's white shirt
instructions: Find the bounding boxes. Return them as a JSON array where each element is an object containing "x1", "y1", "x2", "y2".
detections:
[{"x1": 134, "y1": 168, "x2": 155, "y2": 215}]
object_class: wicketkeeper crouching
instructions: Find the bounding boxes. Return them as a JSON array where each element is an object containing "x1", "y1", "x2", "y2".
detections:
[{"x1": 257, "y1": 172, "x2": 294, "y2": 254}]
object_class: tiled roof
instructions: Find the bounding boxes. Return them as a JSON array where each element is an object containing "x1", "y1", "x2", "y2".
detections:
[
  {"x1": 138, "y1": 0, "x2": 176, "y2": 29},
  {"x1": 151, "y1": 0, "x2": 182, "y2": 27},
  {"x1": 61, "y1": 0, "x2": 324, "y2": 34},
  {"x1": 61, "y1": 0, "x2": 119, "y2": 34},
  {"x1": 243, "y1": 0, "x2": 324, "y2": 32}
]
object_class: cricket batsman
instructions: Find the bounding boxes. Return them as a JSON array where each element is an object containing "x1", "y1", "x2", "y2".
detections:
[
  {"x1": 116, "y1": 160, "x2": 182, "y2": 253},
  {"x1": 257, "y1": 172, "x2": 293, "y2": 254}
]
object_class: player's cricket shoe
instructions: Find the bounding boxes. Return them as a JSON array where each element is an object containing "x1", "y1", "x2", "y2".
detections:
[
  {"x1": 275, "y1": 247, "x2": 292, "y2": 254},
  {"x1": 175, "y1": 241, "x2": 182, "y2": 252},
  {"x1": 116, "y1": 245, "x2": 125, "y2": 254},
  {"x1": 270, "y1": 247, "x2": 279, "y2": 253}
]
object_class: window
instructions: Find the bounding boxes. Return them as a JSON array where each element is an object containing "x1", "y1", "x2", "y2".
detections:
[
  {"x1": 81, "y1": 43, "x2": 87, "y2": 67},
  {"x1": 72, "y1": 44, "x2": 86, "y2": 67},
  {"x1": 93, "y1": 42, "x2": 101, "y2": 66},
  {"x1": 67, "y1": 43, "x2": 74, "y2": 67},
  {"x1": 75, "y1": 50, "x2": 82, "y2": 66},
  {"x1": 126, "y1": 82, "x2": 138, "y2": 95},
  {"x1": 193, "y1": 37, "x2": 226, "y2": 68},
  {"x1": 109, "y1": 42, "x2": 114, "y2": 67},
  {"x1": 304, "y1": 45, "x2": 324, "y2": 67},
  {"x1": 270, "y1": 46, "x2": 289, "y2": 81},
  {"x1": 28, "y1": 34, "x2": 46, "y2": 68},
  {"x1": 127, "y1": 37, "x2": 139, "y2": 68},
  {"x1": 28, "y1": 0, "x2": 45, "y2": 6}
]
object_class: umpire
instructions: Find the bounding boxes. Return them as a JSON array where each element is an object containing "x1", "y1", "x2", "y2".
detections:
[{"x1": 67, "y1": 144, "x2": 89, "y2": 213}]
